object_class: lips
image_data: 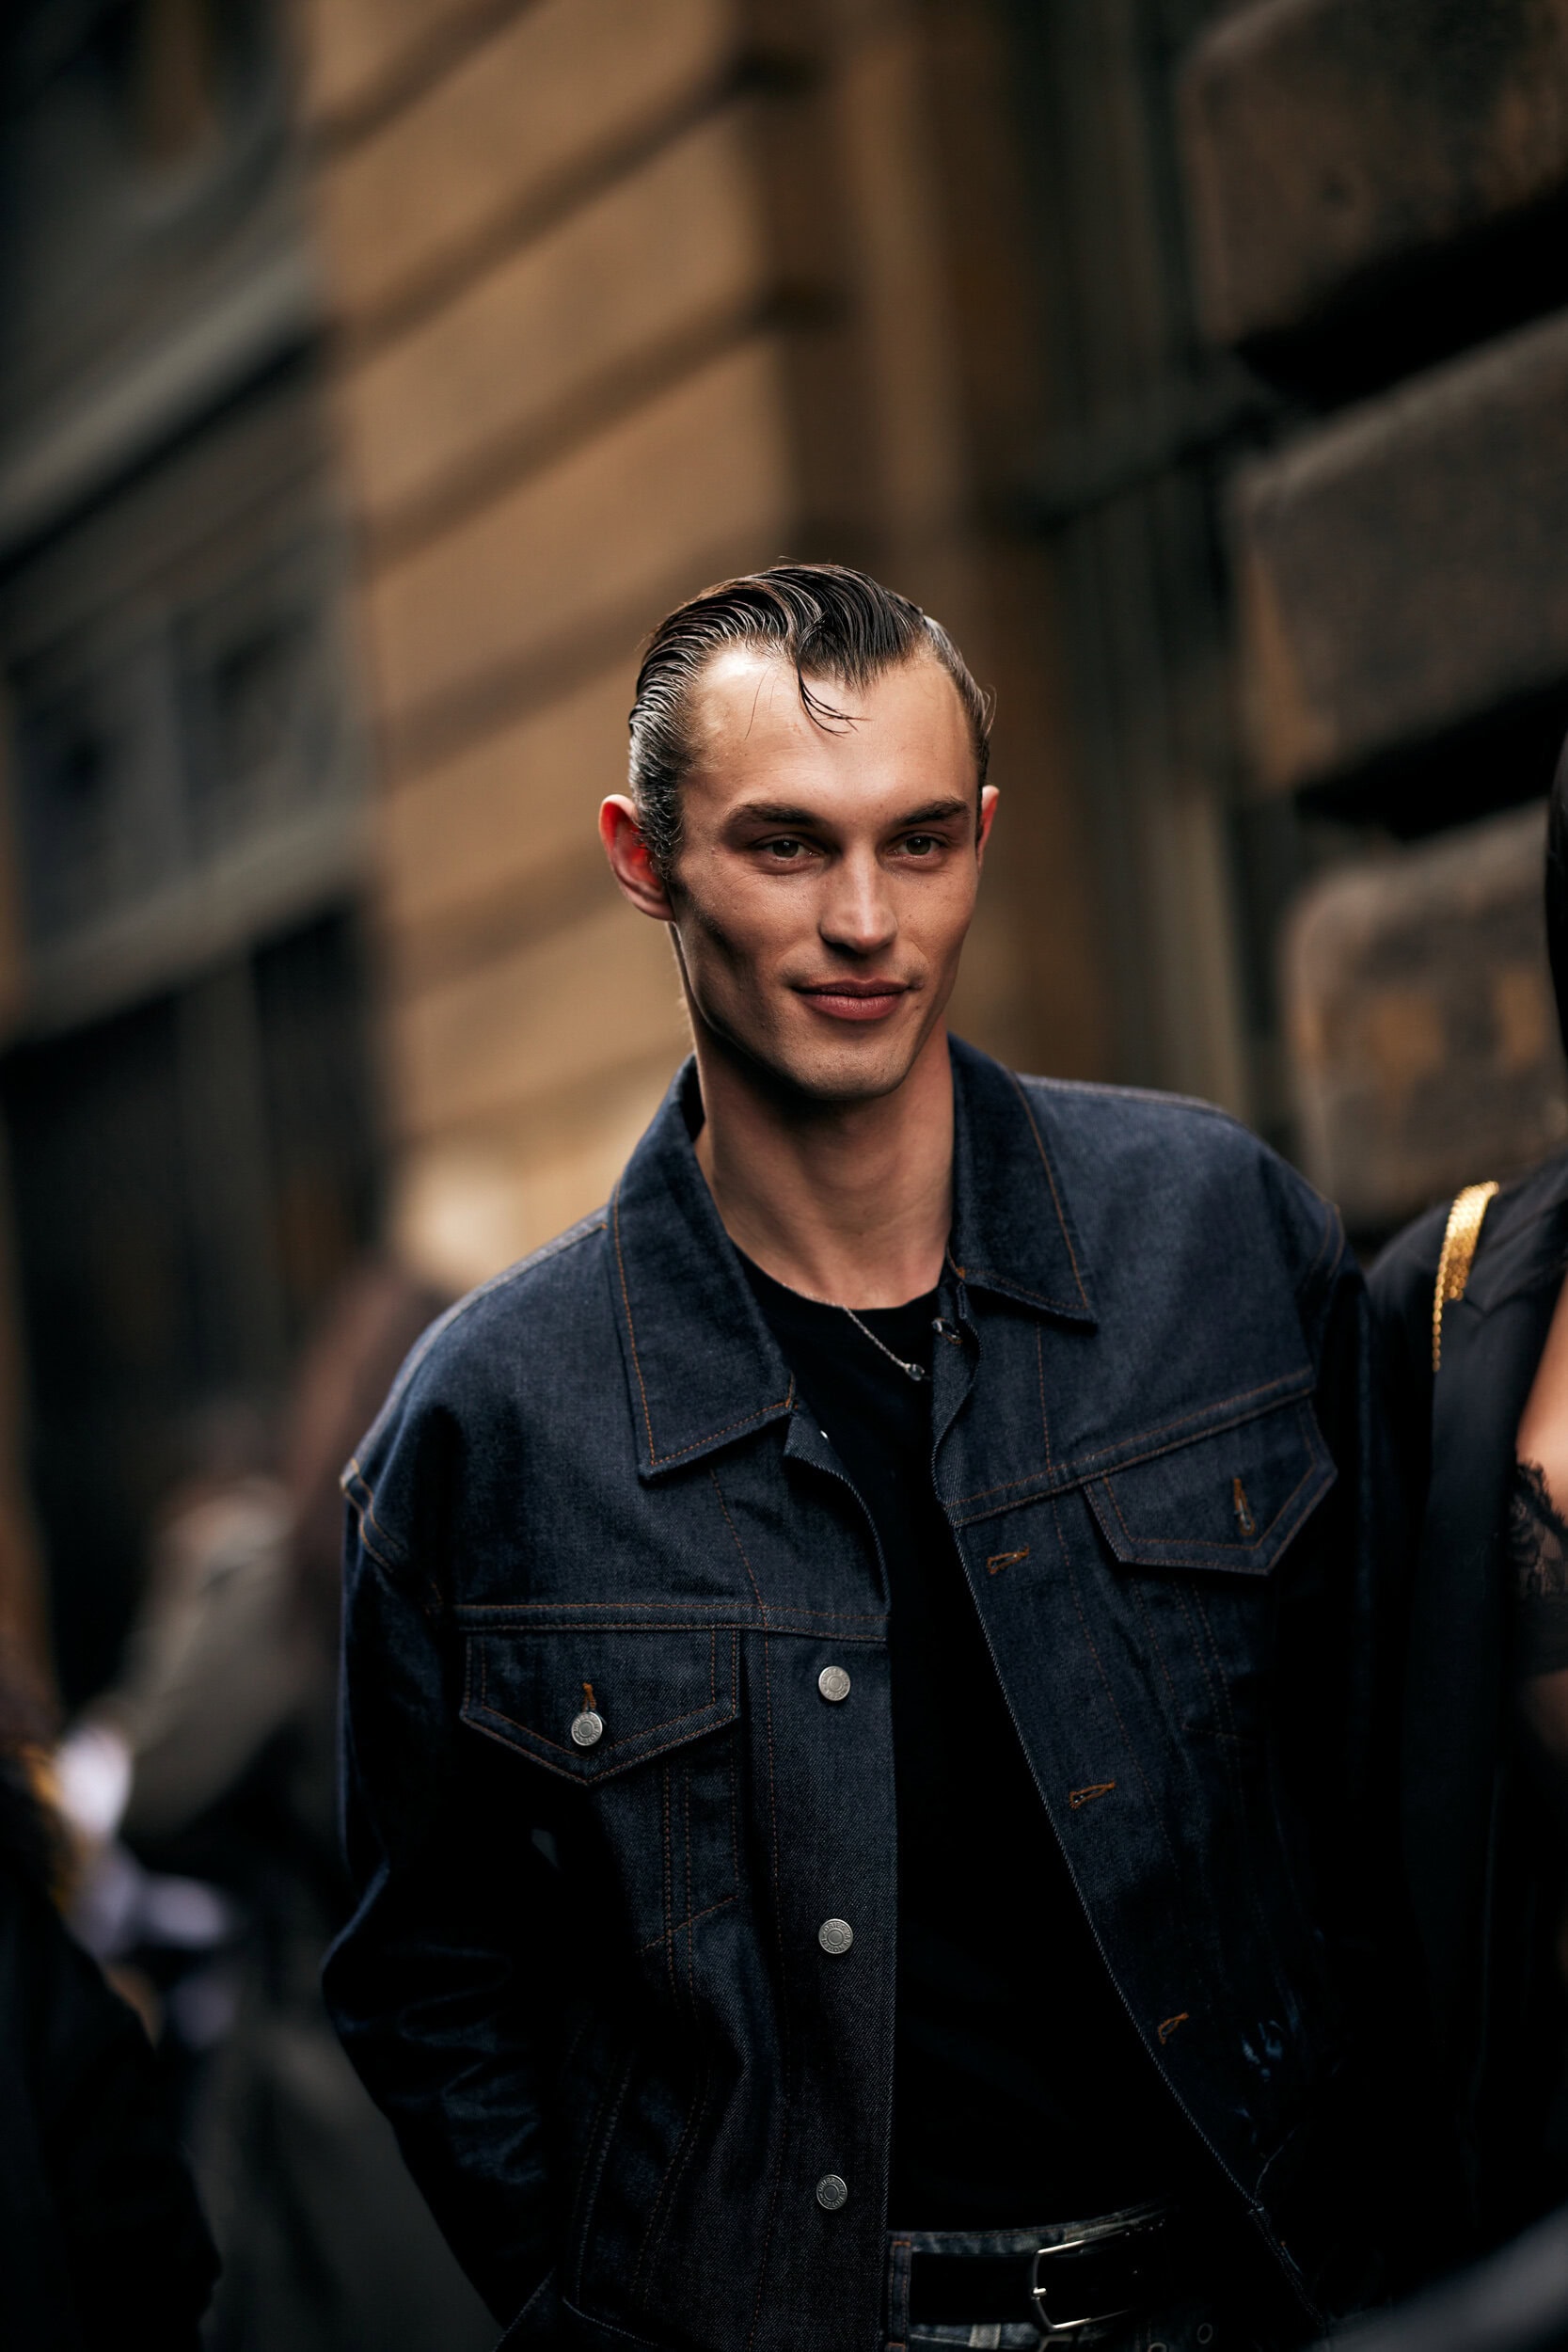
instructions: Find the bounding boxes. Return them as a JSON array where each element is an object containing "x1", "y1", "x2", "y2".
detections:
[{"x1": 797, "y1": 981, "x2": 911, "y2": 1024}]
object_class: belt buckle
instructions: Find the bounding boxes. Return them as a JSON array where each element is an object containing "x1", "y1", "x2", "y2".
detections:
[{"x1": 1029, "y1": 2215, "x2": 1164, "y2": 2339}]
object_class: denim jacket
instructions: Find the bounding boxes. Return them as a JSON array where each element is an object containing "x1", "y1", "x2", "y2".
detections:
[{"x1": 326, "y1": 1041, "x2": 1443, "y2": 2351}]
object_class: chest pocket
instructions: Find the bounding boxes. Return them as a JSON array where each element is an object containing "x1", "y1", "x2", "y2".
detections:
[
  {"x1": 1084, "y1": 1395, "x2": 1334, "y2": 1576},
  {"x1": 461, "y1": 1623, "x2": 739, "y2": 1948}
]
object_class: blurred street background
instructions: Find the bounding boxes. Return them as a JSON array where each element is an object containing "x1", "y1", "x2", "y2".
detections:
[{"x1": 6, "y1": 0, "x2": 1568, "y2": 2341}]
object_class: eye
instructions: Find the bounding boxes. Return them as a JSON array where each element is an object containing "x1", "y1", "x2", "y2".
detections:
[
  {"x1": 761, "y1": 836, "x2": 809, "y2": 861},
  {"x1": 899, "y1": 833, "x2": 942, "y2": 857}
]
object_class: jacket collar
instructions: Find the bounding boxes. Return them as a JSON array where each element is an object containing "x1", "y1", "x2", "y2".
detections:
[
  {"x1": 945, "y1": 1040, "x2": 1096, "y2": 1322},
  {"x1": 609, "y1": 1036, "x2": 1097, "y2": 1479}
]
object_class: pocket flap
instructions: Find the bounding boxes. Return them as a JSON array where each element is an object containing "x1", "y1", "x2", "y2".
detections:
[
  {"x1": 462, "y1": 1625, "x2": 737, "y2": 1782},
  {"x1": 1085, "y1": 1398, "x2": 1334, "y2": 1575}
]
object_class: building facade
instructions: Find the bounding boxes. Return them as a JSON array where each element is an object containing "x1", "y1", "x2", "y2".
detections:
[
  {"x1": 0, "y1": 0, "x2": 376, "y2": 1697},
  {"x1": 6, "y1": 0, "x2": 1568, "y2": 1694}
]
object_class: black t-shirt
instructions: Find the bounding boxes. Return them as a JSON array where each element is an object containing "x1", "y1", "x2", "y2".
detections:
[{"x1": 741, "y1": 1254, "x2": 1186, "y2": 2225}]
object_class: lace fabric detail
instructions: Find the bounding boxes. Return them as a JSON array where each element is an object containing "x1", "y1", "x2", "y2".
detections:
[{"x1": 1511, "y1": 1459, "x2": 1568, "y2": 1601}]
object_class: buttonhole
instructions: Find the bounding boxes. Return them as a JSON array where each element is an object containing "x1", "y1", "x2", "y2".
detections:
[
  {"x1": 581, "y1": 1680, "x2": 595, "y2": 1714},
  {"x1": 1231, "y1": 1477, "x2": 1258, "y2": 1539},
  {"x1": 1069, "y1": 1781, "x2": 1116, "y2": 1809},
  {"x1": 986, "y1": 1547, "x2": 1029, "y2": 1575},
  {"x1": 1157, "y1": 2010, "x2": 1190, "y2": 2043}
]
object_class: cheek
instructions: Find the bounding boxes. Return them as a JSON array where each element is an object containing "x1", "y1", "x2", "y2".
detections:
[
  {"x1": 683, "y1": 865, "x2": 809, "y2": 961},
  {"x1": 899, "y1": 868, "x2": 978, "y2": 951},
  {"x1": 679, "y1": 886, "x2": 792, "y2": 1001}
]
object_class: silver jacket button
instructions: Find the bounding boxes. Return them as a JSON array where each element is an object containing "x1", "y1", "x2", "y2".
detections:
[
  {"x1": 817, "y1": 1665, "x2": 851, "y2": 1703},
  {"x1": 816, "y1": 2173, "x2": 848, "y2": 2211},
  {"x1": 570, "y1": 1710, "x2": 604, "y2": 1748},
  {"x1": 817, "y1": 1917, "x2": 853, "y2": 1956}
]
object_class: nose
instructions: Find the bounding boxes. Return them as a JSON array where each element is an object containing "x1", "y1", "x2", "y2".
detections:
[{"x1": 818, "y1": 845, "x2": 895, "y2": 959}]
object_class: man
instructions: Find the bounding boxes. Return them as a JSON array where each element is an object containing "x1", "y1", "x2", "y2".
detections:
[{"x1": 326, "y1": 565, "x2": 1445, "y2": 2351}]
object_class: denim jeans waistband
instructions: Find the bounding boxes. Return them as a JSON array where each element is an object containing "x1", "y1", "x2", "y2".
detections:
[{"x1": 884, "y1": 2204, "x2": 1226, "y2": 2352}]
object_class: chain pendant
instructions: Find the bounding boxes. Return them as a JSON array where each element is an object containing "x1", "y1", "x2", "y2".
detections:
[{"x1": 838, "y1": 1304, "x2": 927, "y2": 1383}]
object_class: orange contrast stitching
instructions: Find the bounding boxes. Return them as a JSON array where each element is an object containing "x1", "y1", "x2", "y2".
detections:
[
  {"x1": 1097, "y1": 1438, "x2": 1317, "y2": 1553},
  {"x1": 483, "y1": 1682, "x2": 723, "y2": 1747},
  {"x1": 1051, "y1": 1487, "x2": 1183, "y2": 1881},
  {"x1": 637, "y1": 1889, "x2": 739, "y2": 1953},
  {"x1": 951, "y1": 1371, "x2": 1310, "y2": 1508},
  {"x1": 613, "y1": 1189, "x2": 794, "y2": 1466},
  {"x1": 709, "y1": 1469, "x2": 768, "y2": 1616},
  {"x1": 611, "y1": 1182, "x2": 657, "y2": 1464},
  {"x1": 451, "y1": 1600, "x2": 884, "y2": 1621},
  {"x1": 1037, "y1": 1325, "x2": 1055, "y2": 1476},
  {"x1": 1006, "y1": 1067, "x2": 1092, "y2": 1309}
]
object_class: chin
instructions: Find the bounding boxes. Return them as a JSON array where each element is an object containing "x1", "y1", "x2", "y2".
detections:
[
  {"x1": 766, "y1": 1032, "x2": 921, "y2": 1106},
  {"x1": 697, "y1": 991, "x2": 939, "y2": 1105}
]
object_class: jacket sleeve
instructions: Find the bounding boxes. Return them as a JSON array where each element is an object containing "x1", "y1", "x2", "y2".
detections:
[{"x1": 324, "y1": 1404, "x2": 569, "y2": 2329}]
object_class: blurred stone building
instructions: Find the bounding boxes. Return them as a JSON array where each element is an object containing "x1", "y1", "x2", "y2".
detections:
[
  {"x1": 3, "y1": 0, "x2": 1568, "y2": 1697},
  {"x1": 1184, "y1": 0, "x2": 1568, "y2": 1234},
  {"x1": 0, "y1": 0, "x2": 373, "y2": 1698}
]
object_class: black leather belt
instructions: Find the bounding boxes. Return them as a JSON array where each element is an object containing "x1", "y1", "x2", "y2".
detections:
[{"x1": 908, "y1": 2208, "x2": 1180, "y2": 2335}]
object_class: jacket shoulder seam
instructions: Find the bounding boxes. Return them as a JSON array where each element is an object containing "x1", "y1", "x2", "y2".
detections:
[
  {"x1": 339, "y1": 1212, "x2": 609, "y2": 1565},
  {"x1": 341, "y1": 1463, "x2": 408, "y2": 1572},
  {"x1": 1013, "y1": 1073, "x2": 1246, "y2": 1127}
]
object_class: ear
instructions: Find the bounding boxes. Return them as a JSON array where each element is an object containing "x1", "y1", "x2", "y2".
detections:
[
  {"x1": 600, "y1": 796, "x2": 676, "y2": 920},
  {"x1": 974, "y1": 784, "x2": 1000, "y2": 869}
]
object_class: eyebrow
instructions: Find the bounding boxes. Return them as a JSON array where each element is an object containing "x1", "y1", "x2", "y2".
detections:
[{"x1": 728, "y1": 796, "x2": 973, "y2": 830}]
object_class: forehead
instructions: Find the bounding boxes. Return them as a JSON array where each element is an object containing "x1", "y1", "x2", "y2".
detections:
[{"x1": 685, "y1": 645, "x2": 973, "y2": 802}]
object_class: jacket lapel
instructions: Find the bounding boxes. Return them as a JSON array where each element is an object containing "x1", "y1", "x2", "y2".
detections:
[
  {"x1": 608, "y1": 1041, "x2": 1098, "y2": 1482},
  {"x1": 1403, "y1": 1163, "x2": 1568, "y2": 2058}
]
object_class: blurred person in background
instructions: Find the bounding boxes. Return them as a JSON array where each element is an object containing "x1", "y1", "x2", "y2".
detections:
[
  {"x1": 55, "y1": 1404, "x2": 284, "y2": 2094},
  {"x1": 1373, "y1": 730, "x2": 1568, "y2": 2249},
  {"x1": 326, "y1": 565, "x2": 1450, "y2": 2352},
  {"x1": 55, "y1": 1263, "x2": 493, "y2": 2352},
  {"x1": 0, "y1": 1646, "x2": 217, "y2": 2348}
]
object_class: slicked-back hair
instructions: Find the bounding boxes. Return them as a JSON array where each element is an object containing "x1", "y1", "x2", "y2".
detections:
[{"x1": 626, "y1": 563, "x2": 992, "y2": 877}]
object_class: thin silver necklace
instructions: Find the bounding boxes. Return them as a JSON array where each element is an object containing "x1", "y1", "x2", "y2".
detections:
[{"x1": 836, "y1": 1302, "x2": 927, "y2": 1384}]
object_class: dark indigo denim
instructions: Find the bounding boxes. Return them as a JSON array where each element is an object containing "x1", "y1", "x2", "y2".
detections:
[{"x1": 325, "y1": 1041, "x2": 1444, "y2": 2352}]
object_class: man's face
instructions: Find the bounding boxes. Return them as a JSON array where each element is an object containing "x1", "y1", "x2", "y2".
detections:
[{"x1": 651, "y1": 646, "x2": 996, "y2": 1105}]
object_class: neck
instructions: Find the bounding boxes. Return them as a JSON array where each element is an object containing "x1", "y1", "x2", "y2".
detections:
[{"x1": 691, "y1": 1025, "x2": 954, "y2": 1310}]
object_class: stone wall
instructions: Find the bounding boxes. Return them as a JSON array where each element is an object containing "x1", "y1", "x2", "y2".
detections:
[
  {"x1": 1180, "y1": 0, "x2": 1568, "y2": 1230},
  {"x1": 296, "y1": 0, "x2": 1114, "y2": 1284}
]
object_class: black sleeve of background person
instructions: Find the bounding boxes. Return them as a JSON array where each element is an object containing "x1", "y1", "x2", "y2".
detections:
[
  {"x1": 1281, "y1": 1231, "x2": 1465, "y2": 2280},
  {"x1": 1367, "y1": 1203, "x2": 1449, "y2": 1565},
  {"x1": 4, "y1": 1867, "x2": 219, "y2": 2350},
  {"x1": 1275, "y1": 1237, "x2": 1424, "y2": 1970},
  {"x1": 739, "y1": 1257, "x2": 1187, "y2": 2228}
]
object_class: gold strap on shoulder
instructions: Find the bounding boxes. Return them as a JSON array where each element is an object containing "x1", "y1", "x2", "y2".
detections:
[{"x1": 1432, "y1": 1181, "x2": 1499, "y2": 1372}]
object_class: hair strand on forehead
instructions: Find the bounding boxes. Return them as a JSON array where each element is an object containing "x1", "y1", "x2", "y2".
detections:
[{"x1": 626, "y1": 563, "x2": 993, "y2": 876}]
